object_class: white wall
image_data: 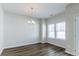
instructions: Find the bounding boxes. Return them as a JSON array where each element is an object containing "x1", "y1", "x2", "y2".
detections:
[
  {"x1": 38, "y1": 19, "x2": 47, "y2": 43},
  {"x1": 75, "y1": 16, "x2": 79, "y2": 55},
  {"x1": 3, "y1": 12, "x2": 40, "y2": 49},
  {"x1": 40, "y1": 19, "x2": 47, "y2": 43},
  {"x1": 0, "y1": 4, "x2": 4, "y2": 54}
]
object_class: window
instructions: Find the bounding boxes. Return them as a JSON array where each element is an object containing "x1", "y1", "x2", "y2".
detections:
[
  {"x1": 48, "y1": 24, "x2": 55, "y2": 38},
  {"x1": 48, "y1": 21, "x2": 66, "y2": 40},
  {"x1": 56, "y1": 22, "x2": 66, "y2": 40}
]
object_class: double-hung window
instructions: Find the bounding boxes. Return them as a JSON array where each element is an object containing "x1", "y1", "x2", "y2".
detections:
[
  {"x1": 56, "y1": 22, "x2": 66, "y2": 40},
  {"x1": 48, "y1": 24, "x2": 55, "y2": 38}
]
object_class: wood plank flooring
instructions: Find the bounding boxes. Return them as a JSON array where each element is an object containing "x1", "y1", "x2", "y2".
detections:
[{"x1": 1, "y1": 43, "x2": 73, "y2": 56}]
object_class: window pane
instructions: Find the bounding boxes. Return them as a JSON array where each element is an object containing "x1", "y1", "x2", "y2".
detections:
[
  {"x1": 48, "y1": 24, "x2": 54, "y2": 31},
  {"x1": 48, "y1": 24, "x2": 55, "y2": 38},
  {"x1": 56, "y1": 22, "x2": 66, "y2": 40},
  {"x1": 56, "y1": 22, "x2": 65, "y2": 32},
  {"x1": 56, "y1": 32, "x2": 65, "y2": 39},
  {"x1": 48, "y1": 32, "x2": 55, "y2": 38}
]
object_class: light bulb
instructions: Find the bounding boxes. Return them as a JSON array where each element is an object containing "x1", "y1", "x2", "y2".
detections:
[{"x1": 32, "y1": 20, "x2": 36, "y2": 24}]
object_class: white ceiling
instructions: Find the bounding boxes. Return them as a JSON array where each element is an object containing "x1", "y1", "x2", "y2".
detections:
[{"x1": 2, "y1": 3, "x2": 69, "y2": 18}]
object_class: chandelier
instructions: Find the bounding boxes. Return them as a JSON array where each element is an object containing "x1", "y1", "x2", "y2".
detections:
[{"x1": 27, "y1": 7, "x2": 36, "y2": 24}]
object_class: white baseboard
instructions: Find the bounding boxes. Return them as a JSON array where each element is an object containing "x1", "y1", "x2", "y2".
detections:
[
  {"x1": 47, "y1": 41, "x2": 65, "y2": 48},
  {"x1": 65, "y1": 50, "x2": 76, "y2": 56},
  {"x1": 4, "y1": 41, "x2": 39, "y2": 49}
]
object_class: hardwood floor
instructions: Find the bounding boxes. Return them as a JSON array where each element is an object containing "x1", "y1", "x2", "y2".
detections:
[{"x1": 1, "y1": 43, "x2": 72, "y2": 56}]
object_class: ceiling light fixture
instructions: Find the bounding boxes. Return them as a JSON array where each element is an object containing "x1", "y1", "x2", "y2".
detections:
[{"x1": 27, "y1": 7, "x2": 36, "y2": 24}]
